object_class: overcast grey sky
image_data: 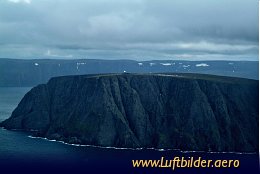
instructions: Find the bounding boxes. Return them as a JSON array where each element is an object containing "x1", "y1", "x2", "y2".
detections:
[{"x1": 0, "y1": 0, "x2": 258, "y2": 60}]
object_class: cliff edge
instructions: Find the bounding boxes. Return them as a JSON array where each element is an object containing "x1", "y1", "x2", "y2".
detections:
[{"x1": 0, "y1": 73, "x2": 258, "y2": 152}]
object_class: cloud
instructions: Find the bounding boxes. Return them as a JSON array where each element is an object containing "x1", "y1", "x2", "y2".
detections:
[
  {"x1": 45, "y1": 49, "x2": 73, "y2": 58},
  {"x1": 0, "y1": 0, "x2": 258, "y2": 60},
  {"x1": 8, "y1": 0, "x2": 31, "y2": 4}
]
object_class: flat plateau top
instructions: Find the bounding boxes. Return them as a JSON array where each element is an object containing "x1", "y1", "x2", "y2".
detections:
[{"x1": 48, "y1": 73, "x2": 258, "y2": 85}]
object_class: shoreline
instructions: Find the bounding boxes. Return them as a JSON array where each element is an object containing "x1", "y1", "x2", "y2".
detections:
[{"x1": 27, "y1": 134, "x2": 256, "y2": 155}]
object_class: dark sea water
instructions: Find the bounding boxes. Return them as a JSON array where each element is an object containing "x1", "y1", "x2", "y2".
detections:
[{"x1": 0, "y1": 87, "x2": 258, "y2": 174}]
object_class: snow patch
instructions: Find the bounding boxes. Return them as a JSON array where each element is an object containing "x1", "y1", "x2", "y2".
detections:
[
  {"x1": 77, "y1": 62, "x2": 86, "y2": 65},
  {"x1": 196, "y1": 63, "x2": 209, "y2": 67},
  {"x1": 160, "y1": 63, "x2": 171, "y2": 66},
  {"x1": 149, "y1": 63, "x2": 156, "y2": 66},
  {"x1": 34, "y1": 63, "x2": 39, "y2": 66},
  {"x1": 76, "y1": 62, "x2": 86, "y2": 70},
  {"x1": 138, "y1": 62, "x2": 143, "y2": 66},
  {"x1": 183, "y1": 65, "x2": 190, "y2": 68}
]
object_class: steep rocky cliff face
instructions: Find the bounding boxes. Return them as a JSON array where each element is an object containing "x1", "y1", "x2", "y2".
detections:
[{"x1": 0, "y1": 73, "x2": 258, "y2": 152}]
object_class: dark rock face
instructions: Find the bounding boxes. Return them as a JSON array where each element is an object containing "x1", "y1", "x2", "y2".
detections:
[{"x1": 0, "y1": 73, "x2": 258, "y2": 152}]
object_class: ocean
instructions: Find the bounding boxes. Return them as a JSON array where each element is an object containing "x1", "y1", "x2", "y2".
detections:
[{"x1": 0, "y1": 87, "x2": 258, "y2": 174}]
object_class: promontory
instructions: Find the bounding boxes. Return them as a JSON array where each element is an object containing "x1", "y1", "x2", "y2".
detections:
[{"x1": 0, "y1": 73, "x2": 258, "y2": 152}]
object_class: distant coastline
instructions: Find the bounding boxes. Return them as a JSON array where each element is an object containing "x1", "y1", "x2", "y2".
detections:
[{"x1": 0, "y1": 59, "x2": 258, "y2": 87}]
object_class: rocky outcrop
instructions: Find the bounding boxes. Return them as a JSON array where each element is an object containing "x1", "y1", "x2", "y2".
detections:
[{"x1": 0, "y1": 73, "x2": 258, "y2": 152}]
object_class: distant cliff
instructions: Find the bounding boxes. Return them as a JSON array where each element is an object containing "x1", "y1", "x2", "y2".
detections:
[
  {"x1": 0, "y1": 73, "x2": 258, "y2": 152},
  {"x1": 0, "y1": 58, "x2": 258, "y2": 87}
]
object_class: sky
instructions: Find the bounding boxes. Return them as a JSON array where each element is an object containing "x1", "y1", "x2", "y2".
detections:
[{"x1": 0, "y1": 0, "x2": 258, "y2": 60}]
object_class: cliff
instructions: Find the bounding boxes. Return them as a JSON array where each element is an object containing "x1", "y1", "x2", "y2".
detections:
[{"x1": 0, "y1": 73, "x2": 258, "y2": 152}]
